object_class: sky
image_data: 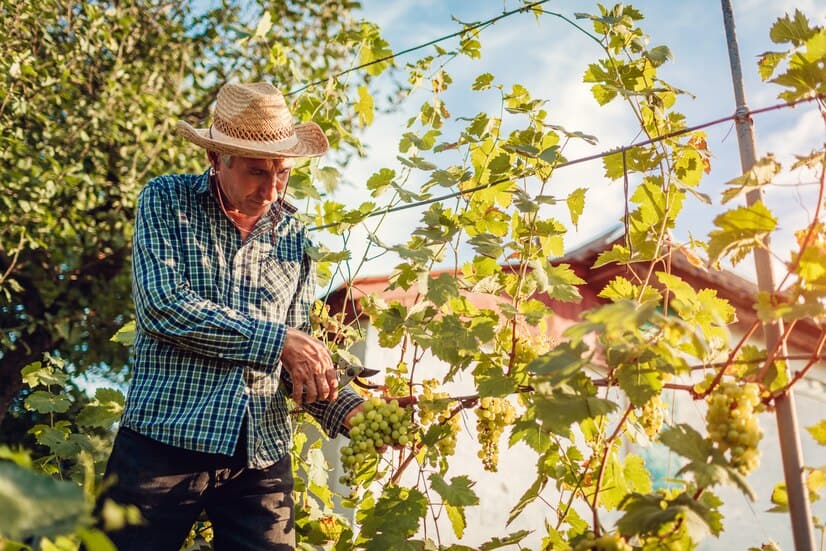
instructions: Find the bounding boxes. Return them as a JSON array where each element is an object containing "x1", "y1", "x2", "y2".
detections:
[{"x1": 313, "y1": 0, "x2": 826, "y2": 295}]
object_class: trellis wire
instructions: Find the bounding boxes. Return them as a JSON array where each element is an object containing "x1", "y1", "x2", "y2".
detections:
[
  {"x1": 285, "y1": 0, "x2": 552, "y2": 97},
  {"x1": 308, "y1": 95, "x2": 821, "y2": 232}
]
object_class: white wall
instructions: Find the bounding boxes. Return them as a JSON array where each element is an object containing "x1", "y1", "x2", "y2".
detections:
[{"x1": 323, "y1": 323, "x2": 826, "y2": 549}]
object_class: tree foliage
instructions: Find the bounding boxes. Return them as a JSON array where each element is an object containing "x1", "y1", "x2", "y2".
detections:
[{"x1": 0, "y1": 0, "x2": 384, "y2": 427}]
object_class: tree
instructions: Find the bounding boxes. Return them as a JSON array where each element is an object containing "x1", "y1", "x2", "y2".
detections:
[{"x1": 0, "y1": 0, "x2": 388, "y2": 427}]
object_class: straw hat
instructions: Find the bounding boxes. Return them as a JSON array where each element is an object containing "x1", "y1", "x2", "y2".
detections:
[{"x1": 176, "y1": 82, "x2": 329, "y2": 158}]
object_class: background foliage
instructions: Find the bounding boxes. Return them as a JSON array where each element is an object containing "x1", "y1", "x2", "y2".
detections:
[{"x1": 1, "y1": 1, "x2": 825, "y2": 550}]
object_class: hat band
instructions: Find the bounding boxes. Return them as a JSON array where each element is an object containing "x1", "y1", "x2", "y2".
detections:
[{"x1": 208, "y1": 123, "x2": 300, "y2": 151}]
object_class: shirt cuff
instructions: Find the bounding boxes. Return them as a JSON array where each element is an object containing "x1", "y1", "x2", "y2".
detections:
[
  {"x1": 246, "y1": 319, "x2": 287, "y2": 371},
  {"x1": 320, "y1": 388, "x2": 365, "y2": 439}
]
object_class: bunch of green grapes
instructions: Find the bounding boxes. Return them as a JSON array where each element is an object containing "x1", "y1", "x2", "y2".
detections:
[
  {"x1": 416, "y1": 380, "x2": 460, "y2": 466},
  {"x1": 706, "y1": 380, "x2": 763, "y2": 475},
  {"x1": 639, "y1": 394, "x2": 665, "y2": 440},
  {"x1": 475, "y1": 396, "x2": 516, "y2": 472},
  {"x1": 339, "y1": 397, "x2": 414, "y2": 486},
  {"x1": 573, "y1": 532, "x2": 632, "y2": 551},
  {"x1": 434, "y1": 411, "x2": 460, "y2": 458}
]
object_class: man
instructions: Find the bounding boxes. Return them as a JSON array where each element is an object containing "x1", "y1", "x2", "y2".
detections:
[{"x1": 103, "y1": 82, "x2": 366, "y2": 550}]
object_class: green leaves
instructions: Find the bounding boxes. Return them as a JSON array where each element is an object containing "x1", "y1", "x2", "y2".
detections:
[
  {"x1": 769, "y1": 9, "x2": 818, "y2": 45},
  {"x1": 617, "y1": 491, "x2": 720, "y2": 543},
  {"x1": 566, "y1": 188, "x2": 587, "y2": 229},
  {"x1": 24, "y1": 391, "x2": 71, "y2": 415},
  {"x1": 660, "y1": 424, "x2": 756, "y2": 500},
  {"x1": 761, "y1": 11, "x2": 826, "y2": 100},
  {"x1": 355, "y1": 86, "x2": 375, "y2": 127},
  {"x1": 76, "y1": 389, "x2": 125, "y2": 429},
  {"x1": 599, "y1": 452, "x2": 652, "y2": 510},
  {"x1": 429, "y1": 474, "x2": 479, "y2": 539},
  {"x1": 721, "y1": 155, "x2": 781, "y2": 204},
  {"x1": 110, "y1": 321, "x2": 136, "y2": 348},
  {"x1": 358, "y1": 22, "x2": 393, "y2": 76},
  {"x1": 357, "y1": 486, "x2": 427, "y2": 544},
  {"x1": 21, "y1": 359, "x2": 69, "y2": 389},
  {"x1": 708, "y1": 201, "x2": 778, "y2": 267},
  {"x1": 0, "y1": 462, "x2": 85, "y2": 541},
  {"x1": 532, "y1": 389, "x2": 618, "y2": 436},
  {"x1": 807, "y1": 421, "x2": 826, "y2": 445}
]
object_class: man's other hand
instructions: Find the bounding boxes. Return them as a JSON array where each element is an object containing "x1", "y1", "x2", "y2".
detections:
[{"x1": 280, "y1": 328, "x2": 338, "y2": 405}]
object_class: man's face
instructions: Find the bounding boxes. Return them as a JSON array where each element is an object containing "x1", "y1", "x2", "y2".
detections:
[{"x1": 214, "y1": 155, "x2": 294, "y2": 217}]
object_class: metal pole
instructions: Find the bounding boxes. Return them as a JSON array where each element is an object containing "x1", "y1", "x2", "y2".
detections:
[{"x1": 719, "y1": 1, "x2": 815, "y2": 549}]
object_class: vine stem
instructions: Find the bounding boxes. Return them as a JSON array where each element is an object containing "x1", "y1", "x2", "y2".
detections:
[
  {"x1": 773, "y1": 326, "x2": 826, "y2": 398},
  {"x1": 389, "y1": 397, "x2": 477, "y2": 485},
  {"x1": 591, "y1": 404, "x2": 634, "y2": 537},
  {"x1": 772, "y1": 157, "x2": 825, "y2": 293}
]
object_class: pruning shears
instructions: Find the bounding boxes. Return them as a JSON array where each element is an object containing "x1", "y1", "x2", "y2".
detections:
[{"x1": 334, "y1": 355, "x2": 381, "y2": 390}]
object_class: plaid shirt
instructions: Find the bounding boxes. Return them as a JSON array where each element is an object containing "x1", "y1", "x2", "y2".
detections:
[{"x1": 122, "y1": 170, "x2": 363, "y2": 468}]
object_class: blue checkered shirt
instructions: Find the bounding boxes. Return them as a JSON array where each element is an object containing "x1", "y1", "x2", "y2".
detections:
[{"x1": 122, "y1": 170, "x2": 363, "y2": 468}]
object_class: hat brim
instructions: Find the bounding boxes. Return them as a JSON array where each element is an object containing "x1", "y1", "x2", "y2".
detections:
[{"x1": 176, "y1": 120, "x2": 329, "y2": 159}]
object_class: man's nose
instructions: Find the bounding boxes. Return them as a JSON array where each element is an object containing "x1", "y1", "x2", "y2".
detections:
[{"x1": 260, "y1": 178, "x2": 279, "y2": 201}]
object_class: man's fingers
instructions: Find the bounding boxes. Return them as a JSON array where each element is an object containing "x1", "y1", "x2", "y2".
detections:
[
  {"x1": 292, "y1": 379, "x2": 304, "y2": 406},
  {"x1": 304, "y1": 377, "x2": 318, "y2": 404},
  {"x1": 325, "y1": 369, "x2": 339, "y2": 401},
  {"x1": 314, "y1": 373, "x2": 330, "y2": 403}
]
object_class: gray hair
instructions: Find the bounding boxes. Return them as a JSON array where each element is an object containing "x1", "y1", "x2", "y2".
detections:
[{"x1": 220, "y1": 154, "x2": 234, "y2": 167}]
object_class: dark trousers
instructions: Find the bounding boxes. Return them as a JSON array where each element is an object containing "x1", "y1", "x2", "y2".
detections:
[{"x1": 101, "y1": 426, "x2": 295, "y2": 551}]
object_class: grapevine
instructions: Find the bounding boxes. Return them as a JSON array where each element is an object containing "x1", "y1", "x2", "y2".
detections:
[
  {"x1": 638, "y1": 394, "x2": 665, "y2": 440},
  {"x1": 475, "y1": 396, "x2": 517, "y2": 471},
  {"x1": 705, "y1": 381, "x2": 764, "y2": 475},
  {"x1": 339, "y1": 397, "x2": 415, "y2": 487}
]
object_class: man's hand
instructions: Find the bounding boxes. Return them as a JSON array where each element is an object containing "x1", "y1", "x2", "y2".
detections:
[{"x1": 280, "y1": 328, "x2": 338, "y2": 405}]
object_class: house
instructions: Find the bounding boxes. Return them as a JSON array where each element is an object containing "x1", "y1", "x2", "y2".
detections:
[{"x1": 319, "y1": 229, "x2": 826, "y2": 549}]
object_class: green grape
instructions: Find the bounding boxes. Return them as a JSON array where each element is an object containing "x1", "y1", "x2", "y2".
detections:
[
  {"x1": 475, "y1": 396, "x2": 516, "y2": 472},
  {"x1": 574, "y1": 532, "x2": 632, "y2": 551},
  {"x1": 705, "y1": 380, "x2": 763, "y2": 475},
  {"x1": 639, "y1": 395, "x2": 665, "y2": 440},
  {"x1": 339, "y1": 397, "x2": 416, "y2": 487}
]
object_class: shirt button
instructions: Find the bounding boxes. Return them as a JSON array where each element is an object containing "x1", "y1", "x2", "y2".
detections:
[
  {"x1": 218, "y1": 352, "x2": 224, "y2": 358},
  {"x1": 243, "y1": 387, "x2": 249, "y2": 395},
  {"x1": 233, "y1": 286, "x2": 241, "y2": 293}
]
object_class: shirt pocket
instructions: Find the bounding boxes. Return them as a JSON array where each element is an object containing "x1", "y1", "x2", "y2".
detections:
[{"x1": 255, "y1": 237, "x2": 304, "y2": 318}]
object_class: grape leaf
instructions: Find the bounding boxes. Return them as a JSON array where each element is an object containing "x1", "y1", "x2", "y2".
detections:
[
  {"x1": 770, "y1": 9, "x2": 817, "y2": 45},
  {"x1": 617, "y1": 491, "x2": 715, "y2": 542},
  {"x1": 24, "y1": 390, "x2": 71, "y2": 414},
  {"x1": 533, "y1": 391, "x2": 618, "y2": 436},
  {"x1": 479, "y1": 530, "x2": 532, "y2": 550},
  {"x1": 707, "y1": 201, "x2": 777, "y2": 267},
  {"x1": 807, "y1": 421, "x2": 826, "y2": 445},
  {"x1": 721, "y1": 155, "x2": 781, "y2": 204},
  {"x1": 21, "y1": 361, "x2": 69, "y2": 389},
  {"x1": 566, "y1": 188, "x2": 587, "y2": 229},
  {"x1": 445, "y1": 504, "x2": 466, "y2": 539},
  {"x1": 0, "y1": 462, "x2": 84, "y2": 540},
  {"x1": 358, "y1": 486, "x2": 427, "y2": 538},
  {"x1": 76, "y1": 388, "x2": 125, "y2": 428},
  {"x1": 429, "y1": 474, "x2": 479, "y2": 507},
  {"x1": 526, "y1": 341, "x2": 589, "y2": 387},
  {"x1": 616, "y1": 362, "x2": 663, "y2": 407},
  {"x1": 600, "y1": 452, "x2": 653, "y2": 510}
]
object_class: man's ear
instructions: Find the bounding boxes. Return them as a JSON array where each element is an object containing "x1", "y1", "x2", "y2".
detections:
[{"x1": 206, "y1": 151, "x2": 219, "y2": 169}]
